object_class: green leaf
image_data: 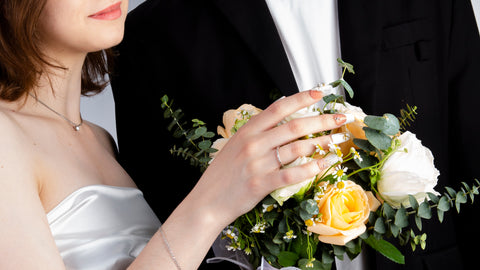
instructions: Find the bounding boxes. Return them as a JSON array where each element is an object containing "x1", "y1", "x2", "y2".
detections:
[
  {"x1": 264, "y1": 240, "x2": 281, "y2": 256},
  {"x1": 437, "y1": 196, "x2": 450, "y2": 211},
  {"x1": 198, "y1": 140, "x2": 212, "y2": 150},
  {"x1": 339, "y1": 79, "x2": 354, "y2": 99},
  {"x1": 364, "y1": 127, "x2": 392, "y2": 150},
  {"x1": 278, "y1": 251, "x2": 299, "y2": 267},
  {"x1": 408, "y1": 195, "x2": 419, "y2": 210},
  {"x1": 417, "y1": 201, "x2": 432, "y2": 219},
  {"x1": 337, "y1": 58, "x2": 355, "y2": 74},
  {"x1": 333, "y1": 245, "x2": 345, "y2": 260},
  {"x1": 322, "y1": 250, "x2": 335, "y2": 264},
  {"x1": 364, "y1": 114, "x2": 399, "y2": 135},
  {"x1": 415, "y1": 215, "x2": 422, "y2": 231},
  {"x1": 394, "y1": 206, "x2": 408, "y2": 228},
  {"x1": 353, "y1": 139, "x2": 377, "y2": 153},
  {"x1": 427, "y1": 192, "x2": 440, "y2": 204},
  {"x1": 455, "y1": 191, "x2": 467, "y2": 213},
  {"x1": 445, "y1": 187, "x2": 456, "y2": 198},
  {"x1": 203, "y1": 131, "x2": 215, "y2": 138},
  {"x1": 323, "y1": 93, "x2": 344, "y2": 104},
  {"x1": 364, "y1": 235, "x2": 405, "y2": 264},
  {"x1": 300, "y1": 199, "x2": 319, "y2": 215},
  {"x1": 437, "y1": 209, "x2": 445, "y2": 223},
  {"x1": 390, "y1": 224, "x2": 401, "y2": 237},
  {"x1": 382, "y1": 203, "x2": 396, "y2": 220},
  {"x1": 374, "y1": 217, "x2": 386, "y2": 234},
  {"x1": 195, "y1": 126, "x2": 207, "y2": 137},
  {"x1": 161, "y1": 95, "x2": 169, "y2": 104}
]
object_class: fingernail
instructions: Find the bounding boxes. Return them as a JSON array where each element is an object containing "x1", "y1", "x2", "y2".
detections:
[
  {"x1": 331, "y1": 132, "x2": 351, "y2": 144},
  {"x1": 319, "y1": 154, "x2": 340, "y2": 170},
  {"x1": 334, "y1": 113, "x2": 354, "y2": 125},
  {"x1": 309, "y1": 89, "x2": 323, "y2": 99}
]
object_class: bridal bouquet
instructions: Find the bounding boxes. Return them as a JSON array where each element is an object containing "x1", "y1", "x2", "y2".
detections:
[{"x1": 161, "y1": 59, "x2": 480, "y2": 270}]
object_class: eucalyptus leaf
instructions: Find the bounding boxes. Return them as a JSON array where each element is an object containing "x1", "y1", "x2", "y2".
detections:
[
  {"x1": 415, "y1": 216, "x2": 422, "y2": 231},
  {"x1": 437, "y1": 196, "x2": 450, "y2": 211},
  {"x1": 417, "y1": 201, "x2": 432, "y2": 219},
  {"x1": 394, "y1": 206, "x2": 408, "y2": 228},
  {"x1": 340, "y1": 79, "x2": 354, "y2": 99},
  {"x1": 374, "y1": 217, "x2": 386, "y2": 234},
  {"x1": 408, "y1": 195, "x2": 419, "y2": 210},
  {"x1": 323, "y1": 93, "x2": 344, "y2": 104},
  {"x1": 300, "y1": 199, "x2": 319, "y2": 215},
  {"x1": 353, "y1": 139, "x2": 377, "y2": 153},
  {"x1": 382, "y1": 203, "x2": 396, "y2": 220},
  {"x1": 427, "y1": 192, "x2": 440, "y2": 204},
  {"x1": 364, "y1": 127, "x2": 392, "y2": 150}
]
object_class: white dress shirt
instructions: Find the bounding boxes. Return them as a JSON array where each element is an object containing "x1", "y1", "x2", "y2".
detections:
[
  {"x1": 264, "y1": 0, "x2": 343, "y2": 93},
  {"x1": 265, "y1": 1, "x2": 367, "y2": 270}
]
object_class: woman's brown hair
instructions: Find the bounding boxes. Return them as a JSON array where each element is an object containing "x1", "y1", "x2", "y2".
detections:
[{"x1": 0, "y1": 0, "x2": 114, "y2": 101}]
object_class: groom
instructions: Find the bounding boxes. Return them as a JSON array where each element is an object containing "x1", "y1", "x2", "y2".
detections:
[{"x1": 110, "y1": 0, "x2": 480, "y2": 269}]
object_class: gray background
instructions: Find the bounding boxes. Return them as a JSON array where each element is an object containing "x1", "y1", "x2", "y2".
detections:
[{"x1": 80, "y1": 0, "x2": 480, "y2": 145}]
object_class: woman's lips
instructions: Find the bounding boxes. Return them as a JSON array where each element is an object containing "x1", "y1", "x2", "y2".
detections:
[{"x1": 89, "y1": 2, "x2": 122, "y2": 20}]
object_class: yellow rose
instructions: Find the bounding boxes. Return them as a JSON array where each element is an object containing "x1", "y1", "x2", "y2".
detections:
[{"x1": 307, "y1": 181, "x2": 380, "y2": 245}]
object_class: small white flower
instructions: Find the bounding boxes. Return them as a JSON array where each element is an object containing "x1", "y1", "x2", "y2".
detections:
[
  {"x1": 315, "y1": 144, "x2": 326, "y2": 155},
  {"x1": 251, "y1": 221, "x2": 268, "y2": 234},
  {"x1": 262, "y1": 203, "x2": 278, "y2": 213},
  {"x1": 351, "y1": 147, "x2": 363, "y2": 162},
  {"x1": 283, "y1": 230, "x2": 297, "y2": 240},
  {"x1": 332, "y1": 165, "x2": 348, "y2": 180},
  {"x1": 328, "y1": 142, "x2": 344, "y2": 160},
  {"x1": 226, "y1": 242, "x2": 242, "y2": 251}
]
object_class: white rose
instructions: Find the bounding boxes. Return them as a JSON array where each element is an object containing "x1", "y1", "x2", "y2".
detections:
[
  {"x1": 270, "y1": 157, "x2": 316, "y2": 205},
  {"x1": 377, "y1": 131, "x2": 440, "y2": 208}
]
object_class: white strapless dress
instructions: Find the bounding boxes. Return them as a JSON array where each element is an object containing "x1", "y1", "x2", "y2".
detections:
[{"x1": 47, "y1": 185, "x2": 161, "y2": 270}]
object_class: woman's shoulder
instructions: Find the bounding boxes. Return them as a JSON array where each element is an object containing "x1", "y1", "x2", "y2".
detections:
[
  {"x1": 85, "y1": 121, "x2": 119, "y2": 158},
  {"x1": 0, "y1": 104, "x2": 37, "y2": 190}
]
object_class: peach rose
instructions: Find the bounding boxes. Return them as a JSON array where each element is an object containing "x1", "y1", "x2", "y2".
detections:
[
  {"x1": 211, "y1": 104, "x2": 262, "y2": 159},
  {"x1": 217, "y1": 104, "x2": 263, "y2": 139},
  {"x1": 307, "y1": 181, "x2": 380, "y2": 245}
]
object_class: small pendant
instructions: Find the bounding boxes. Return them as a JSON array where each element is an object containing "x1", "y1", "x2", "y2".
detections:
[{"x1": 74, "y1": 125, "x2": 81, "y2": 131}]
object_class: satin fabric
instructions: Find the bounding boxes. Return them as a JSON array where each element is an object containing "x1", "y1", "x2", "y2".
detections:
[{"x1": 47, "y1": 185, "x2": 161, "y2": 270}]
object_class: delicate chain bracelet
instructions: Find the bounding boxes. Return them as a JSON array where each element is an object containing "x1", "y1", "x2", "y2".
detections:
[{"x1": 159, "y1": 226, "x2": 182, "y2": 270}]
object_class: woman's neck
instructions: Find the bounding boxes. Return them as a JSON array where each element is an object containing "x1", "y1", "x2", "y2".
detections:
[{"x1": 29, "y1": 54, "x2": 85, "y2": 123}]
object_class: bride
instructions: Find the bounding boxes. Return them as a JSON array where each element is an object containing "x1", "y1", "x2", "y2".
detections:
[{"x1": 0, "y1": 0, "x2": 353, "y2": 269}]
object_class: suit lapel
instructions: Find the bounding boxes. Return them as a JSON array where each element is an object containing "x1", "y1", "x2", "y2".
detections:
[{"x1": 212, "y1": 0, "x2": 298, "y2": 96}]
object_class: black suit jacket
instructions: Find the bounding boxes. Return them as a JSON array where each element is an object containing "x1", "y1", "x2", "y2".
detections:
[{"x1": 110, "y1": 0, "x2": 480, "y2": 269}]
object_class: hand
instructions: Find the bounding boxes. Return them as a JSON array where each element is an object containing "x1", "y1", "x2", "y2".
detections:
[{"x1": 193, "y1": 90, "x2": 352, "y2": 225}]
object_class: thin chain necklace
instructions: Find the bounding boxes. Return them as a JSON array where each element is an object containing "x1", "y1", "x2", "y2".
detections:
[{"x1": 28, "y1": 92, "x2": 83, "y2": 131}]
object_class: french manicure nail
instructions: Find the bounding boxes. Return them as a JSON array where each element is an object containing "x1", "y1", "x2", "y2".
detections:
[
  {"x1": 309, "y1": 89, "x2": 324, "y2": 99},
  {"x1": 334, "y1": 113, "x2": 355, "y2": 125},
  {"x1": 330, "y1": 132, "x2": 351, "y2": 144},
  {"x1": 319, "y1": 154, "x2": 341, "y2": 170}
]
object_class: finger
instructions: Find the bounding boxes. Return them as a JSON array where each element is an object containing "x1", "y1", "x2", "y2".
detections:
[
  {"x1": 245, "y1": 90, "x2": 324, "y2": 132},
  {"x1": 260, "y1": 113, "x2": 354, "y2": 150},
  {"x1": 277, "y1": 132, "x2": 351, "y2": 165},
  {"x1": 266, "y1": 156, "x2": 339, "y2": 192}
]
